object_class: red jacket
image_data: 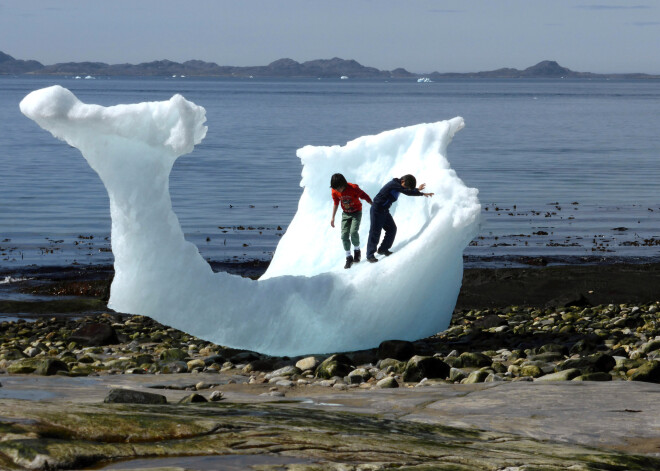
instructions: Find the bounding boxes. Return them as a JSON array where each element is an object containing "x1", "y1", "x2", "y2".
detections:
[{"x1": 332, "y1": 183, "x2": 372, "y2": 213}]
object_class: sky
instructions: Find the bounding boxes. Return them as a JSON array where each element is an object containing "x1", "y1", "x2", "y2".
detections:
[{"x1": 1, "y1": 0, "x2": 659, "y2": 74}]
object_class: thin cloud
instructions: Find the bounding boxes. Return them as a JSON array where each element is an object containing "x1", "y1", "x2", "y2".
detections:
[{"x1": 576, "y1": 4, "x2": 651, "y2": 10}]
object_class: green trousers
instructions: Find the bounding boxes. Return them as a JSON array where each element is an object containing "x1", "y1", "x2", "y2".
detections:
[{"x1": 341, "y1": 211, "x2": 362, "y2": 251}]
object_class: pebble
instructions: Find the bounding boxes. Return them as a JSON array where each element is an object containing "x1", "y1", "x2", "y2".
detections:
[{"x1": 3, "y1": 301, "x2": 660, "y2": 389}]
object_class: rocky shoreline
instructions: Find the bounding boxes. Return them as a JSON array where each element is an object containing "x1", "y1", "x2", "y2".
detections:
[{"x1": 1, "y1": 261, "x2": 660, "y2": 469}]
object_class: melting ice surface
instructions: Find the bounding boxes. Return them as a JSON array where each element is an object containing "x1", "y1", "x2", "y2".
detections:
[{"x1": 20, "y1": 86, "x2": 480, "y2": 356}]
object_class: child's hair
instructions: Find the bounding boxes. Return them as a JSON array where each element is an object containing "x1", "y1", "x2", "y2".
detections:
[
  {"x1": 401, "y1": 174, "x2": 417, "y2": 189},
  {"x1": 330, "y1": 173, "x2": 348, "y2": 190}
]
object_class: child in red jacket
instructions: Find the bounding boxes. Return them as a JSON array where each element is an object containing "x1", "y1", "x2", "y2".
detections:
[{"x1": 330, "y1": 173, "x2": 372, "y2": 269}]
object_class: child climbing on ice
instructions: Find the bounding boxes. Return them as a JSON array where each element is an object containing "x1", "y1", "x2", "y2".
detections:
[
  {"x1": 330, "y1": 173, "x2": 372, "y2": 269},
  {"x1": 366, "y1": 174, "x2": 434, "y2": 263}
]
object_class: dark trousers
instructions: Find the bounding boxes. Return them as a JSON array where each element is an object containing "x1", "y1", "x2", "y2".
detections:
[{"x1": 366, "y1": 205, "x2": 397, "y2": 258}]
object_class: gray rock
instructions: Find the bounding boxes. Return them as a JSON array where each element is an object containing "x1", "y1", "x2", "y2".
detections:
[
  {"x1": 464, "y1": 370, "x2": 489, "y2": 384},
  {"x1": 630, "y1": 361, "x2": 660, "y2": 383},
  {"x1": 376, "y1": 377, "x2": 399, "y2": 388},
  {"x1": 34, "y1": 359, "x2": 69, "y2": 376},
  {"x1": 275, "y1": 380, "x2": 294, "y2": 387},
  {"x1": 449, "y1": 367, "x2": 467, "y2": 382},
  {"x1": 573, "y1": 372, "x2": 612, "y2": 381},
  {"x1": 159, "y1": 361, "x2": 188, "y2": 374},
  {"x1": 159, "y1": 348, "x2": 189, "y2": 362},
  {"x1": 377, "y1": 340, "x2": 415, "y2": 360},
  {"x1": 378, "y1": 358, "x2": 406, "y2": 373},
  {"x1": 295, "y1": 356, "x2": 319, "y2": 371},
  {"x1": 178, "y1": 393, "x2": 208, "y2": 403},
  {"x1": 402, "y1": 355, "x2": 450, "y2": 382},
  {"x1": 485, "y1": 373, "x2": 504, "y2": 382},
  {"x1": 347, "y1": 367, "x2": 371, "y2": 384},
  {"x1": 642, "y1": 339, "x2": 660, "y2": 354},
  {"x1": 104, "y1": 388, "x2": 167, "y2": 404},
  {"x1": 209, "y1": 391, "x2": 224, "y2": 401},
  {"x1": 458, "y1": 352, "x2": 492, "y2": 368},
  {"x1": 315, "y1": 354, "x2": 352, "y2": 379},
  {"x1": 559, "y1": 353, "x2": 615, "y2": 374},
  {"x1": 69, "y1": 323, "x2": 119, "y2": 347},
  {"x1": 535, "y1": 368, "x2": 581, "y2": 382},
  {"x1": 265, "y1": 365, "x2": 301, "y2": 379}
]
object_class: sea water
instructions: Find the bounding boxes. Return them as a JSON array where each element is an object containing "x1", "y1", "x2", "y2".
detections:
[{"x1": 1, "y1": 76, "x2": 660, "y2": 269}]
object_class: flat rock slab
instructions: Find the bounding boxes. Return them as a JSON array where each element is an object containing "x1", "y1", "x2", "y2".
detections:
[{"x1": 1, "y1": 374, "x2": 660, "y2": 469}]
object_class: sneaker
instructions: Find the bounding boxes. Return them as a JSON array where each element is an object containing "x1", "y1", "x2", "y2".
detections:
[
  {"x1": 367, "y1": 256, "x2": 378, "y2": 263},
  {"x1": 377, "y1": 248, "x2": 393, "y2": 256},
  {"x1": 353, "y1": 249, "x2": 361, "y2": 263},
  {"x1": 344, "y1": 255, "x2": 354, "y2": 269}
]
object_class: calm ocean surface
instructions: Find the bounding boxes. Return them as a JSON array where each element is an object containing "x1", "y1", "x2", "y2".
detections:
[{"x1": 1, "y1": 76, "x2": 659, "y2": 269}]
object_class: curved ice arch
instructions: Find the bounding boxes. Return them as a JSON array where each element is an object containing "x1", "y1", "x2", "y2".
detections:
[{"x1": 20, "y1": 86, "x2": 480, "y2": 356}]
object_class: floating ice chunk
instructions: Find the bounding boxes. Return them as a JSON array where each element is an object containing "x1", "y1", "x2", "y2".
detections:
[
  {"x1": 340, "y1": 76, "x2": 349, "y2": 80},
  {"x1": 417, "y1": 77, "x2": 433, "y2": 83},
  {"x1": 20, "y1": 85, "x2": 480, "y2": 356}
]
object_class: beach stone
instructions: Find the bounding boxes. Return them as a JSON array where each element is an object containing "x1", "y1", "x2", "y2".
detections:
[
  {"x1": 520, "y1": 365, "x2": 543, "y2": 378},
  {"x1": 69, "y1": 323, "x2": 119, "y2": 346},
  {"x1": 538, "y1": 343, "x2": 569, "y2": 355},
  {"x1": 178, "y1": 393, "x2": 208, "y2": 404},
  {"x1": 265, "y1": 365, "x2": 301, "y2": 379},
  {"x1": 402, "y1": 356, "x2": 450, "y2": 382},
  {"x1": 443, "y1": 356, "x2": 463, "y2": 368},
  {"x1": 449, "y1": 368, "x2": 467, "y2": 382},
  {"x1": 378, "y1": 358, "x2": 406, "y2": 373},
  {"x1": 134, "y1": 354, "x2": 154, "y2": 365},
  {"x1": 464, "y1": 370, "x2": 489, "y2": 384},
  {"x1": 535, "y1": 369, "x2": 582, "y2": 382},
  {"x1": 186, "y1": 359, "x2": 206, "y2": 371},
  {"x1": 347, "y1": 368, "x2": 371, "y2": 384},
  {"x1": 315, "y1": 354, "x2": 352, "y2": 379},
  {"x1": 376, "y1": 377, "x2": 399, "y2": 388},
  {"x1": 0, "y1": 349, "x2": 25, "y2": 361},
  {"x1": 458, "y1": 352, "x2": 492, "y2": 368},
  {"x1": 474, "y1": 314, "x2": 506, "y2": 329},
  {"x1": 104, "y1": 388, "x2": 167, "y2": 404},
  {"x1": 559, "y1": 353, "x2": 615, "y2": 374},
  {"x1": 630, "y1": 361, "x2": 660, "y2": 383},
  {"x1": 642, "y1": 339, "x2": 660, "y2": 354},
  {"x1": 209, "y1": 391, "x2": 224, "y2": 401},
  {"x1": 125, "y1": 367, "x2": 146, "y2": 374},
  {"x1": 527, "y1": 352, "x2": 564, "y2": 362},
  {"x1": 485, "y1": 373, "x2": 504, "y2": 382},
  {"x1": 202, "y1": 354, "x2": 226, "y2": 366},
  {"x1": 23, "y1": 347, "x2": 40, "y2": 358},
  {"x1": 573, "y1": 372, "x2": 612, "y2": 381},
  {"x1": 378, "y1": 340, "x2": 415, "y2": 360},
  {"x1": 160, "y1": 348, "x2": 189, "y2": 362},
  {"x1": 242, "y1": 358, "x2": 276, "y2": 373},
  {"x1": 159, "y1": 361, "x2": 188, "y2": 374},
  {"x1": 7, "y1": 359, "x2": 38, "y2": 374},
  {"x1": 35, "y1": 359, "x2": 69, "y2": 376},
  {"x1": 295, "y1": 356, "x2": 319, "y2": 371}
]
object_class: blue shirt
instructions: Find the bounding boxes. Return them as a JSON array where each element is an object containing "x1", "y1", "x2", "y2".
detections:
[{"x1": 372, "y1": 178, "x2": 422, "y2": 210}]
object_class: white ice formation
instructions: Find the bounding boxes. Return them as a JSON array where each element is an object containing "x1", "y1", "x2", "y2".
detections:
[{"x1": 20, "y1": 85, "x2": 480, "y2": 356}]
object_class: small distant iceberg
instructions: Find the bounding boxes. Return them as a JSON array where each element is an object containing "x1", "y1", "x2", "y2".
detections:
[
  {"x1": 84, "y1": 75, "x2": 95, "y2": 80},
  {"x1": 172, "y1": 75, "x2": 177, "y2": 78},
  {"x1": 74, "y1": 76, "x2": 82, "y2": 80},
  {"x1": 340, "y1": 75, "x2": 349, "y2": 80},
  {"x1": 417, "y1": 77, "x2": 433, "y2": 83}
]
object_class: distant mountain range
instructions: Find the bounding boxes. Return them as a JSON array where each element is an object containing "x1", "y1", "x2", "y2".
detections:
[{"x1": 1, "y1": 51, "x2": 658, "y2": 79}]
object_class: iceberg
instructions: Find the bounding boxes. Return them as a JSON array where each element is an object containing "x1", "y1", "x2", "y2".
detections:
[{"x1": 19, "y1": 85, "x2": 480, "y2": 356}]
